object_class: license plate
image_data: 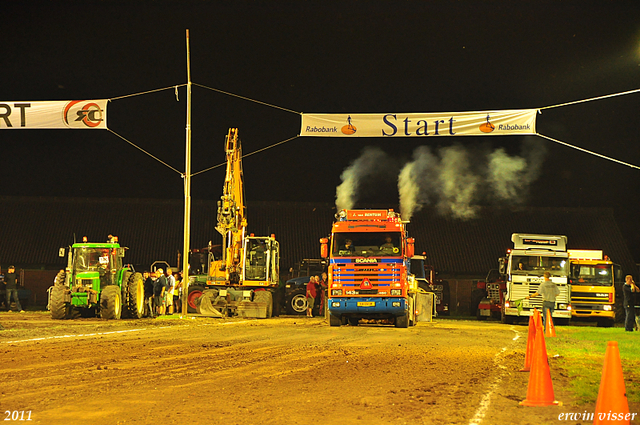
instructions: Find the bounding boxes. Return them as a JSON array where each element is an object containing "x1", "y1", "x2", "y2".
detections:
[{"x1": 357, "y1": 301, "x2": 375, "y2": 307}]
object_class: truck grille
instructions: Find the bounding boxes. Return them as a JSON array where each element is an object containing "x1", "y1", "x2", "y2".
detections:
[{"x1": 333, "y1": 262, "x2": 402, "y2": 296}]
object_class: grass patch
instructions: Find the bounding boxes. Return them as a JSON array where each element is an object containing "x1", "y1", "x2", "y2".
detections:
[{"x1": 546, "y1": 326, "x2": 640, "y2": 404}]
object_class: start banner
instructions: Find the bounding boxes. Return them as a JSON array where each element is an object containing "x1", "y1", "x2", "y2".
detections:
[
  {"x1": 300, "y1": 109, "x2": 537, "y2": 137},
  {"x1": 0, "y1": 100, "x2": 108, "y2": 129}
]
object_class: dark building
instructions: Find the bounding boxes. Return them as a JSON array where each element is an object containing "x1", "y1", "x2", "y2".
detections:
[{"x1": 1, "y1": 196, "x2": 637, "y2": 313}]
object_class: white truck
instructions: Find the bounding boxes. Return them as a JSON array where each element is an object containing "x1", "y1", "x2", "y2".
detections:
[{"x1": 500, "y1": 233, "x2": 571, "y2": 324}]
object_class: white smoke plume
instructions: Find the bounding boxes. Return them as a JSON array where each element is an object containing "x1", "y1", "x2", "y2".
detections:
[
  {"x1": 336, "y1": 146, "x2": 390, "y2": 210},
  {"x1": 397, "y1": 139, "x2": 547, "y2": 220}
]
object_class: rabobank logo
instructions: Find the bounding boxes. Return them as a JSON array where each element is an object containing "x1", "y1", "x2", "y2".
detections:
[
  {"x1": 341, "y1": 115, "x2": 357, "y2": 135},
  {"x1": 479, "y1": 114, "x2": 495, "y2": 133}
]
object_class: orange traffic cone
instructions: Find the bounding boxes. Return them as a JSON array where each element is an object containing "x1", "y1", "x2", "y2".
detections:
[
  {"x1": 520, "y1": 325, "x2": 561, "y2": 406},
  {"x1": 534, "y1": 308, "x2": 543, "y2": 331},
  {"x1": 545, "y1": 309, "x2": 556, "y2": 337},
  {"x1": 593, "y1": 341, "x2": 629, "y2": 424},
  {"x1": 520, "y1": 313, "x2": 536, "y2": 372}
]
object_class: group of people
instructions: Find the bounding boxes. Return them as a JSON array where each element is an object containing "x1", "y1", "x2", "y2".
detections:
[
  {"x1": 143, "y1": 268, "x2": 182, "y2": 318},
  {"x1": 0, "y1": 265, "x2": 24, "y2": 313},
  {"x1": 306, "y1": 272, "x2": 327, "y2": 317}
]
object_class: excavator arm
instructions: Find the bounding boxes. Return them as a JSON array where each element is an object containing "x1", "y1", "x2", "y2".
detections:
[{"x1": 213, "y1": 128, "x2": 247, "y2": 283}]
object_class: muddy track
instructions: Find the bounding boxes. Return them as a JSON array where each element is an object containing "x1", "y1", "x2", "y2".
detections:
[{"x1": 0, "y1": 313, "x2": 587, "y2": 424}]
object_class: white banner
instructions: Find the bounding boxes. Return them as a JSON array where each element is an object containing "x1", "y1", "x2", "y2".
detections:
[
  {"x1": 0, "y1": 100, "x2": 108, "y2": 129},
  {"x1": 301, "y1": 109, "x2": 537, "y2": 137}
]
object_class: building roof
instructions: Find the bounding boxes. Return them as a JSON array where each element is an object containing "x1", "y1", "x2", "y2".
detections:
[{"x1": 0, "y1": 196, "x2": 637, "y2": 278}]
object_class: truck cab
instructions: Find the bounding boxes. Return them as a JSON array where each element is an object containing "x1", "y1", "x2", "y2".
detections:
[
  {"x1": 568, "y1": 250, "x2": 619, "y2": 327},
  {"x1": 501, "y1": 234, "x2": 571, "y2": 324}
]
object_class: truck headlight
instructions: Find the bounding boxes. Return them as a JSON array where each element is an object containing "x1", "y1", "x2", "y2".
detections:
[
  {"x1": 391, "y1": 289, "x2": 402, "y2": 296},
  {"x1": 331, "y1": 289, "x2": 342, "y2": 296},
  {"x1": 603, "y1": 305, "x2": 612, "y2": 311},
  {"x1": 558, "y1": 303, "x2": 568, "y2": 310},
  {"x1": 331, "y1": 302, "x2": 340, "y2": 308},
  {"x1": 392, "y1": 301, "x2": 401, "y2": 307}
]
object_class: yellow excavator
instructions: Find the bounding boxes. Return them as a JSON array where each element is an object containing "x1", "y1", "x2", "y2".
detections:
[{"x1": 195, "y1": 128, "x2": 280, "y2": 318}]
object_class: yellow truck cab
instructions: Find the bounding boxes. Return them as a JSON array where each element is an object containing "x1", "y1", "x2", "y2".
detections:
[{"x1": 568, "y1": 250, "x2": 620, "y2": 327}]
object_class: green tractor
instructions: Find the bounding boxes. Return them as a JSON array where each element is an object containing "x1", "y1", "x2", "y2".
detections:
[{"x1": 50, "y1": 237, "x2": 145, "y2": 319}]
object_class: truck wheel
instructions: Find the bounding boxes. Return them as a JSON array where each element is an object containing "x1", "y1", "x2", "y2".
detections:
[
  {"x1": 101, "y1": 285, "x2": 122, "y2": 319},
  {"x1": 597, "y1": 318, "x2": 615, "y2": 328},
  {"x1": 329, "y1": 313, "x2": 341, "y2": 327},
  {"x1": 348, "y1": 317, "x2": 359, "y2": 326},
  {"x1": 285, "y1": 290, "x2": 307, "y2": 315},
  {"x1": 50, "y1": 285, "x2": 67, "y2": 320},
  {"x1": 395, "y1": 312, "x2": 409, "y2": 328},
  {"x1": 187, "y1": 285, "x2": 205, "y2": 313},
  {"x1": 126, "y1": 272, "x2": 145, "y2": 319}
]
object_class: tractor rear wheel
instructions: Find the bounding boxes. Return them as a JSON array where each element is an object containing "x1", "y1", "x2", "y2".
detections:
[
  {"x1": 54, "y1": 270, "x2": 66, "y2": 286},
  {"x1": 50, "y1": 285, "x2": 67, "y2": 320},
  {"x1": 126, "y1": 272, "x2": 145, "y2": 319},
  {"x1": 101, "y1": 285, "x2": 122, "y2": 319}
]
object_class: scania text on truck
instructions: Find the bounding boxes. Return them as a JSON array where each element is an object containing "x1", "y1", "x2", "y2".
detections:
[
  {"x1": 568, "y1": 249, "x2": 620, "y2": 327},
  {"x1": 500, "y1": 233, "x2": 571, "y2": 324},
  {"x1": 320, "y1": 209, "x2": 433, "y2": 328}
]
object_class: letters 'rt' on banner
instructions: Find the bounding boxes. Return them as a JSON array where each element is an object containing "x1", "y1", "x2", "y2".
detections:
[
  {"x1": 300, "y1": 109, "x2": 537, "y2": 137},
  {"x1": 0, "y1": 100, "x2": 108, "y2": 129}
]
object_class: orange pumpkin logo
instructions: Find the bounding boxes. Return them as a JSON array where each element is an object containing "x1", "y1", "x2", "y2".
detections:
[
  {"x1": 341, "y1": 115, "x2": 357, "y2": 135},
  {"x1": 479, "y1": 114, "x2": 495, "y2": 133}
]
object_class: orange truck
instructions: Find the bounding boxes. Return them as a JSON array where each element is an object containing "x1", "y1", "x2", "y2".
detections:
[
  {"x1": 568, "y1": 249, "x2": 620, "y2": 327},
  {"x1": 320, "y1": 209, "x2": 432, "y2": 328}
]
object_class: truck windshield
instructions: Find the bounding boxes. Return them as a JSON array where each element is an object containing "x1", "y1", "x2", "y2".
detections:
[
  {"x1": 570, "y1": 264, "x2": 613, "y2": 286},
  {"x1": 332, "y1": 232, "x2": 402, "y2": 257},
  {"x1": 511, "y1": 255, "x2": 568, "y2": 277},
  {"x1": 73, "y1": 248, "x2": 111, "y2": 272}
]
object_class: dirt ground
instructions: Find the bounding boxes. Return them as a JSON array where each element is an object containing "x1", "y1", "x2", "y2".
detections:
[{"x1": 0, "y1": 312, "x2": 635, "y2": 425}]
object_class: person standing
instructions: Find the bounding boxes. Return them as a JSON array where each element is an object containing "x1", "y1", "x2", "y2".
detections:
[
  {"x1": 143, "y1": 271, "x2": 155, "y2": 317},
  {"x1": 153, "y1": 268, "x2": 167, "y2": 316},
  {"x1": 525, "y1": 271, "x2": 560, "y2": 331},
  {"x1": 306, "y1": 276, "x2": 317, "y2": 317},
  {"x1": 4, "y1": 266, "x2": 24, "y2": 313},
  {"x1": 318, "y1": 272, "x2": 328, "y2": 316},
  {"x1": 165, "y1": 268, "x2": 175, "y2": 315},
  {"x1": 623, "y1": 275, "x2": 639, "y2": 332}
]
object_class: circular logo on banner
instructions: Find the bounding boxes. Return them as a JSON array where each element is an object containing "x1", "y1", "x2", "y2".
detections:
[
  {"x1": 63, "y1": 100, "x2": 104, "y2": 128},
  {"x1": 341, "y1": 115, "x2": 357, "y2": 135},
  {"x1": 479, "y1": 113, "x2": 495, "y2": 133}
]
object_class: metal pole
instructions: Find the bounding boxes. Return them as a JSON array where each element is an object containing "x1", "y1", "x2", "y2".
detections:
[{"x1": 181, "y1": 29, "x2": 192, "y2": 317}]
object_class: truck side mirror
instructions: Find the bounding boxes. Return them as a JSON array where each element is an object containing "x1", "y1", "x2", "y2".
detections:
[
  {"x1": 59, "y1": 248, "x2": 66, "y2": 257},
  {"x1": 498, "y1": 257, "x2": 506, "y2": 275},
  {"x1": 320, "y1": 238, "x2": 328, "y2": 259},
  {"x1": 117, "y1": 248, "x2": 125, "y2": 258}
]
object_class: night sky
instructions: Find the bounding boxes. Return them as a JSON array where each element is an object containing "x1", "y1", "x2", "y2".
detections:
[{"x1": 2, "y1": 1, "x2": 640, "y2": 257}]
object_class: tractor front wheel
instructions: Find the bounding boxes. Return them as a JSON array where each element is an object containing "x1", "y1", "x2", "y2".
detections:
[
  {"x1": 101, "y1": 285, "x2": 122, "y2": 319},
  {"x1": 50, "y1": 285, "x2": 67, "y2": 320}
]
